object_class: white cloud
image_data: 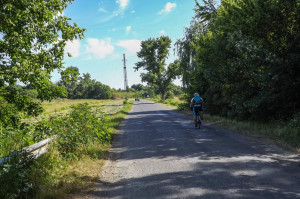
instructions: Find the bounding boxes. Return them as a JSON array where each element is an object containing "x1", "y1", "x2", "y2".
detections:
[
  {"x1": 117, "y1": 40, "x2": 141, "y2": 54},
  {"x1": 65, "y1": 40, "x2": 80, "y2": 57},
  {"x1": 158, "y1": 2, "x2": 177, "y2": 14},
  {"x1": 126, "y1": 26, "x2": 131, "y2": 33},
  {"x1": 160, "y1": 30, "x2": 166, "y2": 35},
  {"x1": 85, "y1": 38, "x2": 114, "y2": 59},
  {"x1": 98, "y1": 7, "x2": 108, "y2": 13},
  {"x1": 98, "y1": 1, "x2": 128, "y2": 23},
  {"x1": 116, "y1": 0, "x2": 129, "y2": 9}
]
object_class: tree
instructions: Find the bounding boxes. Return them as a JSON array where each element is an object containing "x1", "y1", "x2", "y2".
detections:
[
  {"x1": 60, "y1": 71, "x2": 112, "y2": 100},
  {"x1": 134, "y1": 36, "x2": 179, "y2": 100},
  {"x1": 0, "y1": 0, "x2": 85, "y2": 126},
  {"x1": 57, "y1": 66, "x2": 80, "y2": 98},
  {"x1": 177, "y1": 0, "x2": 300, "y2": 120},
  {"x1": 131, "y1": 83, "x2": 145, "y2": 91},
  {"x1": 194, "y1": 0, "x2": 217, "y2": 28}
]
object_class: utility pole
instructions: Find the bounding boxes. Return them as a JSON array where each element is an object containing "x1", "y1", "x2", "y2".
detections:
[{"x1": 123, "y1": 53, "x2": 129, "y2": 91}]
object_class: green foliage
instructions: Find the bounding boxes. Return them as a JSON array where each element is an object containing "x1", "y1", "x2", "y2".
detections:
[
  {"x1": 131, "y1": 83, "x2": 146, "y2": 91},
  {"x1": 0, "y1": 153, "x2": 35, "y2": 199},
  {"x1": 177, "y1": 0, "x2": 300, "y2": 121},
  {"x1": 106, "y1": 100, "x2": 133, "y2": 130},
  {"x1": 28, "y1": 147, "x2": 64, "y2": 199},
  {"x1": 135, "y1": 36, "x2": 180, "y2": 100},
  {"x1": 177, "y1": 102, "x2": 191, "y2": 111},
  {"x1": 204, "y1": 114, "x2": 300, "y2": 150},
  {"x1": 123, "y1": 99, "x2": 128, "y2": 105},
  {"x1": 0, "y1": 146, "x2": 66, "y2": 199},
  {"x1": 49, "y1": 103, "x2": 111, "y2": 159},
  {"x1": 22, "y1": 89, "x2": 38, "y2": 99},
  {"x1": 57, "y1": 67, "x2": 113, "y2": 100},
  {"x1": 115, "y1": 91, "x2": 136, "y2": 99},
  {"x1": 0, "y1": 0, "x2": 84, "y2": 156},
  {"x1": 286, "y1": 113, "x2": 300, "y2": 129},
  {"x1": 0, "y1": 102, "x2": 118, "y2": 198}
]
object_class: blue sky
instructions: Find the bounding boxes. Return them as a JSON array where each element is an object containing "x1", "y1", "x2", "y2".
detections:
[{"x1": 57, "y1": 0, "x2": 197, "y2": 89}]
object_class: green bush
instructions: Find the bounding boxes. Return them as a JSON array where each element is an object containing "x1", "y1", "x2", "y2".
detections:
[
  {"x1": 49, "y1": 103, "x2": 111, "y2": 159},
  {"x1": 0, "y1": 153, "x2": 35, "y2": 199},
  {"x1": 123, "y1": 99, "x2": 128, "y2": 105},
  {"x1": 286, "y1": 113, "x2": 300, "y2": 129},
  {"x1": 177, "y1": 102, "x2": 190, "y2": 111},
  {"x1": 22, "y1": 89, "x2": 38, "y2": 99},
  {"x1": 0, "y1": 125, "x2": 36, "y2": 158},
  {"x1": 0, "y1": 103, "x2": 113, "y2": 198}
]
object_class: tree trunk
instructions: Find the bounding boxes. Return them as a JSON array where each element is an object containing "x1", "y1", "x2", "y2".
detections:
[{"x1": 161, "y1": 92, "x2": 166, "y2": 100}]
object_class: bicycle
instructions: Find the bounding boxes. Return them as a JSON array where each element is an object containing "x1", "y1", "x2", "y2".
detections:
[{"x1": 195, "y1": 109, "x2": 201, "y2": 129}]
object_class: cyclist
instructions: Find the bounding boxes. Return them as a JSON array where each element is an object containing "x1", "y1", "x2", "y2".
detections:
[{"x1": 190, "y1": 92, "x2": 204, "y2": 127}]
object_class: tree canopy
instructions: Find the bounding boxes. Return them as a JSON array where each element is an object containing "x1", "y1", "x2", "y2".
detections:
[
  {"x1": 176, "y1": 0, "x2": 299, "y2": 121},
  {"x1": 135, "y1": 36, "x2": 179, "y2": 99},
  {"x1": 57, "y1": 66, "x2": 113, "y2": 99},
  {"x1": 0, "y1": 0, "x2": 85, "y2": 126}
]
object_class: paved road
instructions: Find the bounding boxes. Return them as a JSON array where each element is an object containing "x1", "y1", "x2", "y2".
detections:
[{"x1": 92, "y1": 100, "x2": 300, "y2": 199}]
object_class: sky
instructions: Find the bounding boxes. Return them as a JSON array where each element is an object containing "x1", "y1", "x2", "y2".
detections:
[{"x1": 56, "y1": 0, "x2": 198, "y2": 89}]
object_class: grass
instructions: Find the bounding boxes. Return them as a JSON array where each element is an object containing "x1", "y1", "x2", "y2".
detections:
[
  {"x1": 41, "y1": 99, "x2": 123, "y2": 114},
  {"x1": 203, "y1": 114, "x2": 300, "y2": 152},
  {"x1": 24, "y1": 99, "x2": 124, "y2": 124},
  {"x1": 33, "y1": 144, "x2": 111, "y2": 199},
  {"x1": 149, "y1": 98, "x2": 300, "y2": 152},
  {"x1": 106, "y1": 101, "x2": 133, "y2": 132},
  {"x1": 33, "y1": 100, "x2": 134, "y2": 198},
  {"x1": 0, "y1": 99, "x2": 125, "y2": 157}
]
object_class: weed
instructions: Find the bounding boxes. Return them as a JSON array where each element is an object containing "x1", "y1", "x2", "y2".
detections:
[
  {"x1": 0, "y1": 152, "x2": 35, "y2": 199},
  {"x1": 0, "y1": 100, "x2": 133, "y2": 198}
]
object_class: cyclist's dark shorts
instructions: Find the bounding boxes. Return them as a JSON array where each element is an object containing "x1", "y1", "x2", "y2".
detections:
[{"x1": 193, "y1": 106, "x2": 203, "y2": 116}]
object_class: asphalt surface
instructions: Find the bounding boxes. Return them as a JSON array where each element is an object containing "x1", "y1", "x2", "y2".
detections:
[{"x1": 91, "y1": 99, "x2": 300, "y2": 199}]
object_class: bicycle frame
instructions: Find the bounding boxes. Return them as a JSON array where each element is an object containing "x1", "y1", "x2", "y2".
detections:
[{"x1": 195, "y1": 110, "x2": 201, "y2": 129}]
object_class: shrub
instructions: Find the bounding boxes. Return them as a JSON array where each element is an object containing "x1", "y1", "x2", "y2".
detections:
[
  {"x1": 0, "y1": 153, "x2": 35, "y2": 199},
  {"x1": 177, "y1": 102, "x2": 190, "y2": 111},
  {"x1": 0, "y1": 102, "x2": 119, "y2": 198},
  {"x1": 50, "y1": 103, "x2": 111, "y2": 159},
  {"x1": 286, "y1": 113, "x2": 300, "y2": 129},
  {"x1": 22, "y1": 89, "x2": 38, "y2": 99},
  {"x1": 123, "y1": 99, "x2": 128, "y2": 105}
]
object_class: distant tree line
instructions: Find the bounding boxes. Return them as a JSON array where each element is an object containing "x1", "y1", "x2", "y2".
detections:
[
  {"x1": 130, "y1": 83, "x2": 183, "y2": 99},
  {"x1": 175, "y1": 0, "x2": 299, "y2": 121},
  {"x1": 57, "y1": 66, "x2": 114, "y2": 99}
]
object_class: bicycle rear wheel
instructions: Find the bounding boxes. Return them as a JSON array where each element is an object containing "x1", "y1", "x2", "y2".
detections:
[{"x1": 197, "y1": 115, "x2": 201, "y2": 129}]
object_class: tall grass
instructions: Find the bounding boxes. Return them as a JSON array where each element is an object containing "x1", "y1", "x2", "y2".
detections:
[
  {"x1": 114, "y1": 91, "x2": 137, "y2": 99},
  {"x1": 41, "y1": 99, "x2": 123, "y2": 114},
  {"x1": 107, "y1": 101, "x2": 133, "y2": 132},
  {"x1": 31, "y1": 144, "x2": 111, "y2": 199},
  {"x1": 204, "y1": 114, "x2": 300, "y2": 151},
  {"x1": 0, "y1": 99, "x2": 124, "y2": 158},
  {"x1": 148, "y1": 97, "x2": 185, "y2": 109},
  {"x1": 33, "y1": 100, "x2": 134, "y2": 198},
  {"x1": 0, "y1": 100, "x2": 134, "y2": 199}
]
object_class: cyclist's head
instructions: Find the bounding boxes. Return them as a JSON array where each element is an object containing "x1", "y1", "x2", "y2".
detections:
[{"x1": 194, "y1": 92, "x2": 199, "y2": 97}]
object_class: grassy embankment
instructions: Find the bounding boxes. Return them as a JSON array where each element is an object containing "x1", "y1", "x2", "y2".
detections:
[
  {"x1": 32, "y1": 99, "x2": 133, "y2": 198},
  {"x1": 41, "y1": 99, "x2": 124, "y2": 114},
  {"x1": 148, "y1": 97, "x2": 300, "y2": 152}
]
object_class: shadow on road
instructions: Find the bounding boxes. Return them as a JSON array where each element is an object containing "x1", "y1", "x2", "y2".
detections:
[{"x1": 92, "y1": 101, "x2": 300, "y2": 198}]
